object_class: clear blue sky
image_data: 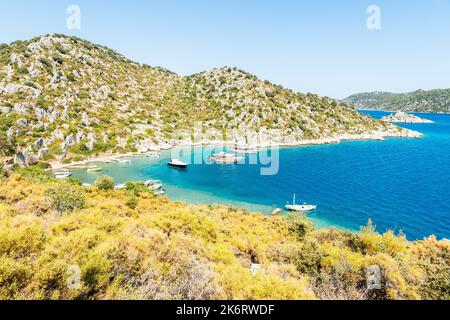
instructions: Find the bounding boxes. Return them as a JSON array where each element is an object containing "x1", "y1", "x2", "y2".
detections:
[{"x1": 1, "y1": 0, "x2": 449, "y2": 98}]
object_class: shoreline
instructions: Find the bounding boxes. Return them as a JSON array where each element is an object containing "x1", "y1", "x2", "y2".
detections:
[{"x1": 48, "y1": 129, "x2": 423, "y2": 171}]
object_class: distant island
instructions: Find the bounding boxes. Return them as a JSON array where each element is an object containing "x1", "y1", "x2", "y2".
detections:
[
  {"x1": 0, "y1": 34, "x2": 422, "y2": 169},
  {"x1": 381, "y1": 111, "x2": 434, "y2": 124},
  {"x1": 343, "y1": 89, "x2": 450, "y2": 114}
]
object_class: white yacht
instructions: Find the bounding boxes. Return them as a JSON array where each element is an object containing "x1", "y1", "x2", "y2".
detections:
[
  {"x1": 145, "y1": 180, "x2": 163, "y2": 190},
  {"x1": 210, "y1": 152, "x2": 243, "y2": 164},
  {"x1": 54, "y1": 169, "x2": 72, "y2": 179},
  {"x1": 87, "y1": 165, "x2": 102, "y2": 173},
  {"x1": 168, "y1": 159, "x2": 188, "y2": 169},
  {"x1": 285, "y1": 194, "x2": 317, "y2": 212}
]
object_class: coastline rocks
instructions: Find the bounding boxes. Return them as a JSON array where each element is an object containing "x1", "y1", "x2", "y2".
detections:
[
  {"x1": 382, "y1": 111, "x2": 434, "y2": 124},
  {"x1": 14, "y1": 152, "x2": 38, "y2": 167}
]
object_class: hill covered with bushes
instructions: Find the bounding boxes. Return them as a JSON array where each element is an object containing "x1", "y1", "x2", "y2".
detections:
[
  {"x1": 0, "y1": 34, "x2": 417, "y2": 166},
  {"x1": 343, "y1": 90, "x2": 450, "y2": 113}
]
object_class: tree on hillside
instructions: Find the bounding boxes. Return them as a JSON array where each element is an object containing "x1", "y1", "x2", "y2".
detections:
[{"x1": 0, "y1": 132, "x2": 16, "y2": 166}]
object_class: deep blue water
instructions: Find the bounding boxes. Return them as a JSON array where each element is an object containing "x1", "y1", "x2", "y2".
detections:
[{"x1": 71, "y1": 111, "x2": 450, "y2": 240}]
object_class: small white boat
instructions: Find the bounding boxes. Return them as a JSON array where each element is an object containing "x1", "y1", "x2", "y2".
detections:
[
  {"x1": 285, "y1": 194, "x2": 317, "y2": 212},
  {"x1": 117, "y1": 159, "x2": 131, "y2": 164},
  {"x1": 146, "y1": 152, "x2": 161, "y2": 159},
  {"x1": 210, "y1": 152, "x2": 243, "y2": 164},
  {"x1": 87, "y1": 165, "x2": 102, "y2": 173},
  {"x1": 168, "y1": 159, "x2": 188, "y2": 169},
  {"x1": 145, "y1": 180, "x2": 163, "y2": 190},
  {"x1": 155, "y1": 189, "x2": 166, "y2": 196},
  {"x1": 114, "y1": 184, "x2": 127, "y2": 190},
  {"x1": 54, "y1": 169, "x2": 72, "y2": 179}
]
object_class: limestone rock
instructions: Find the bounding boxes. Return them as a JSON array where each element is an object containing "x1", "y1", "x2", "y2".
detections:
[{"x1": 14, "y1": 152, "x2": 38, "y2": 167}]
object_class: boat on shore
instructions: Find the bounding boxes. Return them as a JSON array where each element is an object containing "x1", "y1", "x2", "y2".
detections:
[
  {"x1": 285, "y1": 194, "x2": 317, "y2": 212},
  {"x1": 168, "y1": 159, "x2": 188, "y2": 169},
  {"x1": 270, "y1": 208, "x2": 283, "y2": 216}
]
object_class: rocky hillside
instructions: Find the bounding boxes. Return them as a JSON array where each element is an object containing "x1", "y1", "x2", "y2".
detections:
[
  {"x1": 0, "y1": 34, "x2": 418, "y2": 164},
  {"x1": 343, "y1": 90, "x2": 450, "y2": 113}
]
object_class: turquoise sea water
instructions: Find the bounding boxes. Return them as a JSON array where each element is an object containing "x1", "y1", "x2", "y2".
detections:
[{"x1": 70, "y1": 111, "x2": 450, "y2": 240}]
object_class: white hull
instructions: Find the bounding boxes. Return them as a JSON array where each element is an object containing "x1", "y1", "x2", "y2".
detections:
[
  {"x1": 285, "y1": 204, "x2": 317, "y2": 212},
  {"x1": 55, "y1": 173, "x2": 72, "y2": 179}
]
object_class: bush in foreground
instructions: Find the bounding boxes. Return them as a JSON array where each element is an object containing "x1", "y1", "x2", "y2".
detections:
[
  {"x1": 0, "y1": 173, "x2": 448, "y2": 300},
  {"x1": 94, "y1": 176, "x2": 115, "y2": 191}
]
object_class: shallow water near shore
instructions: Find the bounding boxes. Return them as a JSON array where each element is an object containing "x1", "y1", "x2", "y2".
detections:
[{"x1": 70, "y1": 111, "x2": 450, "y2": 240}]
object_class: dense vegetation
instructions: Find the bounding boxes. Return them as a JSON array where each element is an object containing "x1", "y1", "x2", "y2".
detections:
[
  {"x1": 0, "y1": 167, "x2": 448, "y2": 300},
  {"x1": 343, "y1": 90, "x2": 450, "y2": 113},
  {"x1": 0, "y1": 34, "x2": 407, "y2": 165}
]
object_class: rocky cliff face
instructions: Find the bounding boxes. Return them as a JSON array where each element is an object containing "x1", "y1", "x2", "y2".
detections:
[{"x1": 0, "y1": 34, "x2": 419, "y2": 164}]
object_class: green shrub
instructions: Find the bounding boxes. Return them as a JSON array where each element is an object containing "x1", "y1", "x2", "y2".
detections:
[
  {"x1": 285, "y1": 213, "x2": 314, "y2": 240},
  {"x1": 45, "y1": 185, "x2": 86, "y2": 214},
  {"x1": 94, "y1": 176, "x2": 115, "y2": 191},
  {"x1": 16, "y1": 165, "x2": 49, "y2": 181},
  {"x1": 0, "y1": 163, "x2": 7, "y2": 179},
  {"x1": 125, "y1": 195, "x2": 138, "y2": 209},
  {"x1": 125, "y1": 181, "x2": 152, "y2": 196}
]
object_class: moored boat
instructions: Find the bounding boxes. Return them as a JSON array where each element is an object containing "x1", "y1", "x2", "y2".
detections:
[
  {"x1": 54, "y1": 169, "x2": 72, "y2": 179},
  {"x1": 87, "y1": 165, "x2": 102, "y2": 173},
  {"x1": 209, "y1": 152, "x2": 243, "y2": 164},
  {"x1": 145, "y1": 180, "x2": 163, "y2": 190},
  {"x1": 155, "y1": 189, "x2": 166, "y2": 196},
  {"x1": 285, "y1": 194, "x2": 317, "y2": 212},
  {"x1": 114, "y1": 184, "x2": 127, "y2": 190},
  {"x1": 168, "y1": 159, "x2": 188, "y2": 169}
]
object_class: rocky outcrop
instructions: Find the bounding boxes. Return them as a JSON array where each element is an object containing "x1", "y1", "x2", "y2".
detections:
[
  {"x1": 14, "y1": 152, "x2": 38, "y2": 167},
  {"x1": 381, "y1": 112, "x2": 434, "y2": 124}
]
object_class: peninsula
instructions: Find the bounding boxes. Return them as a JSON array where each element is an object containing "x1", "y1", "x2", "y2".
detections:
[{"x1": 381, "y1": 111, "x2": 434, "y2": 124}]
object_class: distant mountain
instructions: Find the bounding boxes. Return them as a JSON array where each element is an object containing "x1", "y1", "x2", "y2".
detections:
[
  {"x1": 343, "y1": 89, "x2": 450, "y2": 113},
  {"x1": 0, "y1": 34, "x2": 417, "y2": 164}
]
